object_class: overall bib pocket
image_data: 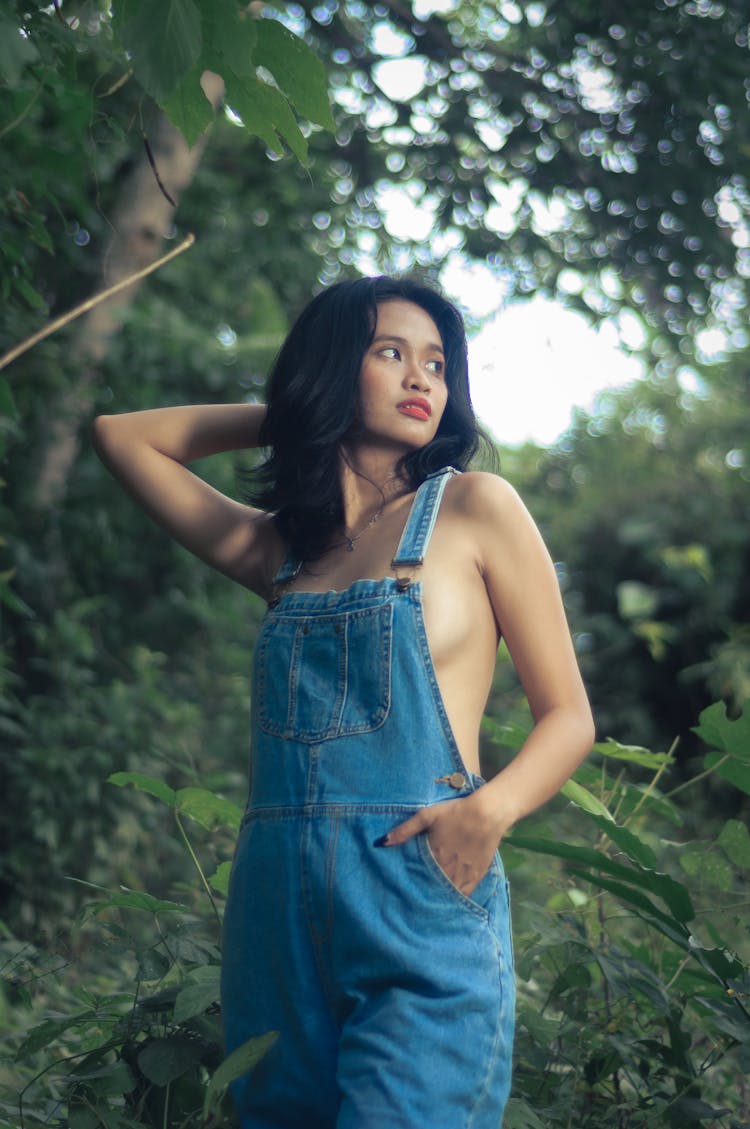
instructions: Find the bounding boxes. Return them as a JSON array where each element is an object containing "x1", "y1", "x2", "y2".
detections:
[{"x1": 255, "y1": 603, "x2": 394, "y2": 743}]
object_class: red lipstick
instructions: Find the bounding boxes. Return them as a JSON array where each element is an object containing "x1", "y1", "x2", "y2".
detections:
[{"x1": 397, "y1": 398, "x2": 432, "y2": 421}]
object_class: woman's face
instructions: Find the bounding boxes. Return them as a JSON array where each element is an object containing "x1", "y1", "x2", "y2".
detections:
[{"x1": 355, "y1": 299, "x2": 448, "y2": 452}]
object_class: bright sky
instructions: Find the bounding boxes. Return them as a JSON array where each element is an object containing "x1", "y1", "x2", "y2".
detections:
[
  {"x1": 460, "y1": 288, "x2": 643, "y2": 448},
  {"x1": 365, "y1": 193, "x2": 645, "y2": 448}
]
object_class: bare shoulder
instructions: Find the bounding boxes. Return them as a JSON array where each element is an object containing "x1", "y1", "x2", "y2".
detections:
[{"x1": 445, "y1": 470, "x2": 530, "y2": 527}]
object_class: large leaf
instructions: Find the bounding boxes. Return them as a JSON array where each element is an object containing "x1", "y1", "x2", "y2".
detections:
[
  {"x1": 561, "y1": 778, "x2": 614, "y2": 821},
  {"x1": 173, "y1": 965, "x2": 221, "y2": 1023},
  {"x1": 113, "y1": 0, "x2": 203, "y2": 103},
  {"x1": 718, "y1": 818, "x2": 750, "y2": 867},
  {"x1": 586, "y1": 814, "x2": 658, "y2": 870},
  {"x1": 161, "y1": 68, "x2": 215, "y2": 147},
  {"x1": 176, "y1": 786, "x2": 243, "y2": 830},
  {"x1": 693, "y1": 700, "x2": 750, "y2": 759},
  {"x1": 200, "y1": 0, "x2": 257, "y2": 78},
  {"x1": 0, "y1": 13, "x2": 39, "y2": 86},
  {"x1": 225, "y1": 69, "x2": 308, "y2": 163},
  {"x1": 254, "y1": 18, "x2": 334, "y2": 129},
  {"x1": 16, "y1": 1013, "x2": 96, "y2": 1060},
  {"x1": 503, "y1": 1098, "x2": 548, "y2": 1129},
  {"x1": 209, "y1": 860, "x2": 232, "y2": 896},
  {"x1": 704, "y1": 751, "x2": 750, "y2": 797},
  {"x1": 0, "y1": 376, "x2": 19, "y2": 420},
  {"x1": 203, "y1": 1032, "x2": 279, "y2": 1120},
  {"x1": 70, "y1": 879, "x2": 185, "y2": 916},
  {"x1": 506, "y1": 834, "x2": 694, "y2": 922},
  {"x1": 138, "y1": 1035, "x2": 203, "y2": 1085},
  {"x1": 590, "y1": 738, "x2": 675, "y2": 770},
  {"x1": 108, "y1": 772, "x2": 176, "y2": 807}
]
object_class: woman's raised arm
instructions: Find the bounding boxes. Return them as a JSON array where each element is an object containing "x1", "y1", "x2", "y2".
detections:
[{"x1": 91, "y1": 403, "x2": 281, "y2": 596}]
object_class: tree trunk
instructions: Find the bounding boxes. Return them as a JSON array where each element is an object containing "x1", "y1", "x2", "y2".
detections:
[{"x1": 33, "y1": 73, "x2": 224, "y2": 510}]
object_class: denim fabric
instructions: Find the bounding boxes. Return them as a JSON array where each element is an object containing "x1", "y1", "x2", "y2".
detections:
[{"x1": 221, "y1": 467, "x2": 515, "y2": 1128}]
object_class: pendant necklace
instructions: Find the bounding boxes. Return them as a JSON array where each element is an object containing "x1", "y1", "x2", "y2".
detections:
[{"x1": 343, "y1": 500, "x2": 386, "y2": 551}]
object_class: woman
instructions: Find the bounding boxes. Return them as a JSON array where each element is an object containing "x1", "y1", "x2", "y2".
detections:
[{"x1": 93, "y1": 275, "x2": 594, "y2": 1128}]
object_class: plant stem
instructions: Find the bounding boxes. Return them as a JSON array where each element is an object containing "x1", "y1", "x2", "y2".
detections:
[
  {"x1": 174, "y1": 809, "x2": 222, "y2": 931},
  {"x1": 625, "y1": 736, "x2": 679, "y2": 823},
  {"x1": 0, "y1": 232, "x2": 195, "y2": 372},
  {"x1": 664, "y1": 753, "x2": 730, "y2": 801}
]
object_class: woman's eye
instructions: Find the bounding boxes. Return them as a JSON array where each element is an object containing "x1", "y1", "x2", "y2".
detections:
[
  {"x1": 426, "y1": 359, "x2": 444, "y2": 376},
  {"x1": 380, "y1": 346, "x2": 400, "y2": 359}
]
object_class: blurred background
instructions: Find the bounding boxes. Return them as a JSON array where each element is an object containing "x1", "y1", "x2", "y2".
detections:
[{"x1": 1, "y1": 2, "x2": 748, "y2": 1126}]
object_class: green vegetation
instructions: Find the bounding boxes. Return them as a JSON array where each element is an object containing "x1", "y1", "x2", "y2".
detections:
[{"x1": 1, "y1": 1, "x2": 748, "y2": 1126}]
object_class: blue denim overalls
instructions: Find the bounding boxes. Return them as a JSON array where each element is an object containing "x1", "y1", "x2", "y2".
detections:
[{"x1": 221, "y1": 467, "x2": 515, "y2": 1128}]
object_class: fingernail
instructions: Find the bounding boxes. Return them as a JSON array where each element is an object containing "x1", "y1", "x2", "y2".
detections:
[{"x1": 373, "y1": 834, "x2": 390, "y2": 847}]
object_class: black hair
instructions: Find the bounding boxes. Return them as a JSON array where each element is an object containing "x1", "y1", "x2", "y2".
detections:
[{"x1": 250, "y1": 275, "x2": 488, "y2": 561}]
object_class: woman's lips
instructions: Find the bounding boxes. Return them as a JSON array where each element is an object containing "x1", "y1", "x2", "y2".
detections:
[{"x1": 397, "y1": 400, "x2": 431, "y2": 421}]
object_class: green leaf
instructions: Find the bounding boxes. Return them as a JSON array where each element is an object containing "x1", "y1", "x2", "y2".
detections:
[
  {"x1": 16, "y1": 1013, "x2": 95, "y2": 1060},
  {"x1": 136, "y1": 946, "x2": 171, "y2": 982},
  {"x1": 617, "y1": 580, "x2": 659, "y2": 620},
  {"x1": 108, "y1": 772, "x2": 177, "y2": 807},
  {"x1": 670, "y1": 1096, "x2": 731, "y2": 1120},
  {"x1": 571, "y1": 871, "x2": 691, "y2": 947},
  {"x1": 506, "y1": 834, "x2": 694, "y2": 922},
  {"x1": 71, "y1": 879, "x2": 185, "y2": 916},
  {"x1": 503, "y1": 1097, "x2": 548, "y2": 1129},
  {"x1": 14, "y1": 273, "x2": 47, "y2": 311},
  {"x1": 0, "y1": 581, "x2": 35, "y2": 617},
  {"x1": 225, "y1": 69, "x2": 307, "y2": 162},
  {"x1": 201, "y1": 0, "x2": 257, "y2": 77},
  {"x1": 173, "y1": 965, "x2": 221, "y2": 1023},
  {"x1": 587, "y1": 814, "x2": 658, "y2": 869},
  {"x1": 0, "y1": 13, "x2": 39, "y2": 86},
  {"x1": 705, "y1": 751, "x2": 750, "y2": 796},
  {"x1": 137, "y1": 1035, "x2": 203, "y2": 1085},
  {"x1": 0, "y1": 377, "x2": 19, "y2": 421},
  {"x1": 161, "y1": 67, "x2": 215, "y2": 147},
  {"x1": 209, "y1": 860, "x2": 232, "y2": 896},
  {"x1": 113, "y1": 0, "x2": 203, "y2": 103},
  {"x1": 718, "y1": 818, "x2": 750, "y2": 867},
  {"x1": 203, "y1": 1032, "x2": 279, "y2": 1119},
  {"x1": 176, "y1": 787, "x2": 243, "y2": 830},
  {"x1": 693, "y1": 700, "x2": 750, "y2": 759},
  {"x1": 69, "y1": 1061, "x2": 135, "y2": 1098},
  {"x1": 254, "y1": 18, "x2": 333, "y2": 129},
  {"x1": 590, "y1": 738, "x2": 675, "y2": 769},
  {"x1": 561, "y1": 778, "x2": 615, "y2": 821}
]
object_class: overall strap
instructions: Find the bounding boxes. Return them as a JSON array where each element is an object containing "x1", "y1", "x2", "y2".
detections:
[
  {"x1": 272, "y1": 551, "x2": 302, "y2": 587},
  {"x1": 392, "y1": 466, "x2": 461, "y2": 568}
]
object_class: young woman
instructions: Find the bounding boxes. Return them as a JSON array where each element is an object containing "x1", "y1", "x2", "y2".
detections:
[{"x1": 93, "y1": 275, "x2": 594, "y2": 1128}]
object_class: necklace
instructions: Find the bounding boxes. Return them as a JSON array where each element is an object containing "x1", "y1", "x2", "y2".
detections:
[{"x1": 343, "y1": 500, "x2": 386, "y2": 551}]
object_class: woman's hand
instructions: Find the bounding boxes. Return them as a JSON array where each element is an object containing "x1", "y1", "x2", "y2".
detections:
[{"x1": 377, "y1": 789, "x2": 513, "y2": 897}]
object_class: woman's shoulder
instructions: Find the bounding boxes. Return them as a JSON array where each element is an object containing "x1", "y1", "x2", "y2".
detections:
[{"x1": 445, "y1": 469, "x2": 527, "y2": 525}]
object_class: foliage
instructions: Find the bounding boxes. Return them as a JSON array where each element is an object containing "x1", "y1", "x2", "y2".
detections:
[
  {"x1": 499, "y1": 349, "x2": 750, "y2": 752},
  {"x1": 3, "y1": 701, "x2": 748, "y2": 1127},
  {"x1": 289, "y1": 0, "x2": 750, "y2": 350}
]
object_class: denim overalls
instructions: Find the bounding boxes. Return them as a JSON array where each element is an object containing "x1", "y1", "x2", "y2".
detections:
[{"x1": 221, "y1": 467, "x2": 515, "y2": 1128}]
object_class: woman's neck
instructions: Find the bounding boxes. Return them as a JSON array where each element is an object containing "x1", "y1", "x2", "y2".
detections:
[{"x1": 338, "y1": 449, "x2": 410, "y2": 537}]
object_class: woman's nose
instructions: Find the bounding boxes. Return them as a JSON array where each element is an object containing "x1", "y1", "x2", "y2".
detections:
[{"x1": 405, "y1": 361, "x2": 430, "y2": 391}]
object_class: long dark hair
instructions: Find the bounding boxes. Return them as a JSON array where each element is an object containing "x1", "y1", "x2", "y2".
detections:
[{"x1": 251, "y1": 275, "x2": 486, "y2": 561}]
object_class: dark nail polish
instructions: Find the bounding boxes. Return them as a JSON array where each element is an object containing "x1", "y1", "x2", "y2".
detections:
[{"x1": 373, "y1": 834, "x2": 390, "y2": 847}]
